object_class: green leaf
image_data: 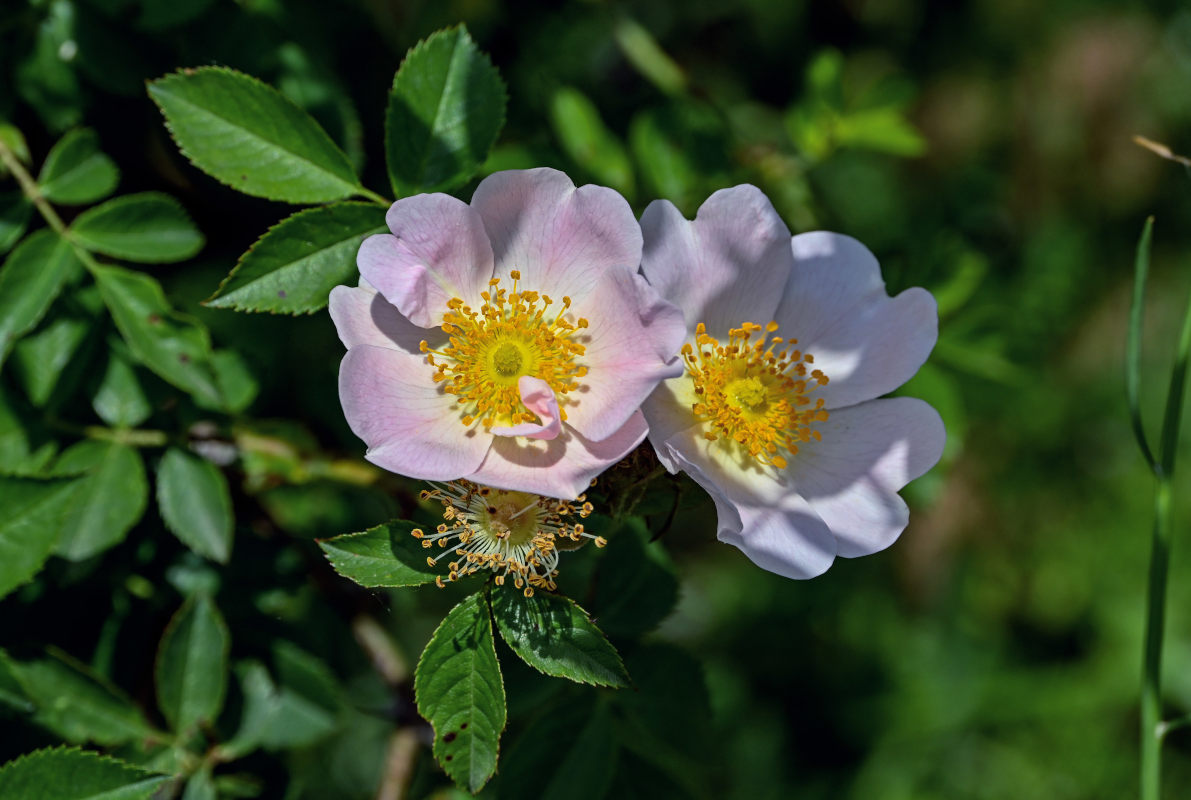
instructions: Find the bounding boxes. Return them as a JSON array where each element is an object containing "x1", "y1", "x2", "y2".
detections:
[
  {"x1": 318, "y1": 520, "x2": 441, "y2": 588},
  {"x1": 181, "y1": 767, "x2": 216, "y2": 800},
  {"x1": 836, "y1": 106, "x2": 927, "y2": 157},
  {"x1": 386, "y1": 25, "x2": 507, "y2": 196},
  {"x1": 612, "y1": 17, "x2": 686, "y2": 96},
  {"x1": 549, "y1": 87, "x2": 635, "y2": 198},
  {"x1": 258, "y1": 643, "x2": 345, "y2": 750},
  {"x1": 138, "y1": 0, "x2": 215, "y2": 31},
  {"x1": 92, "y1": 346, "x2": 152, "y2": 428},
  {"x1": 71, "y1": 192, "x2": 203, "y2": 263},
  {"x1": 1128, "y1": 217, "x2": 1157, "y2": 471},
  {"x1": 0, "y1": 475, "x2": 82, "y2": 599},
  {"x1": 0, "y1": 124, "x2": 32, "y2": 171},
  {"x1": 12, "y1": 314, "x2": 93, "y2": 407},
  {"x1": 37, "y1": 129, "x2": 120, "y2": 205},
  {"x1": 219, "y1": 662, "x2": 279, "y2": 759},
  {"x1": 498, "y1": 701, "x2": 617, "y2": 800},
  {"x1": 0, "y1": 386, "x2": 57, "y2": 474},
  {"x1": 156, "y1": 448, "x2": 234, "y2": 563},
  {"x1": 415, "y1": 593, "x2": 505, "y2": 793},
  {"x1": 148, "y1": 67, "x2": 363, "y2": 204},
  {"x1": 208, "y1": 202, "x2": 385, "y2": 314},
  {"x1": 589, "y1": 519, "x2": 678, "y2": 637},
  {"x1": 50, "y1": 440, "x2": 148, "y2": 561},
  {"x1": 0, "y1": 229, "x2": 81, "y2": 369},
  {"x1": 93, "y1": 264, "x2": 223, "y2": 408},
  {"x1": 156, "y1": 593, "x2": 230, "y2": 734},
  {"x1": 0, "y1": 192, "x2": 32, "y2": 255},
  {"x1": 0, "y1": 747, "x2": 168, "y2": 800},
  {"x1": 492, "y1": 590, "x2": 628, "y2": 687},
  {"x1": 208, "y1": 350, "x2": 258, "y2": 413},
  {"x1": 9, "y1": 650, "x2": 158, "y2": 745}
]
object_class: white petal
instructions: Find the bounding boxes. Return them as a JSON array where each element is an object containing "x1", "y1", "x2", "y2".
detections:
[
  {"x1": 789, "y1": 397, "x2": 945, "y2": 558},
  {"x1": 775, "y1": 232, "x2": 937, "y2": 408},
  {"x1": 640, "y1": 186, "x2": 793, "y2": 337}
]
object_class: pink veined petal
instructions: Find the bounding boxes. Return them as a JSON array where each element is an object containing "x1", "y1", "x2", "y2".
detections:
[
  {"x1": 774, "y1": 232, "x2": 938, "y2": 409},
  {"x1": 788, "y1": 396, "x2": 945, "y2": 558},
  {"x1": 663, "y1": 444, "x2": 837, "y2": 580},
  {"x1": 468, "y1": 412, "x2": 649, "y2": 500},
  {"x1": 470, "y1": 168, "x2": 641, "y2": 301},
  {"x1": 356, "y1": 193, "x2": 494, "y2": 328},
  {"x1": 338, "y1": 345, "x2": 490, "y2": 480},
  {"x1": 488, "y1": 376, "x2": 562, "y2": 440},
  {"x1": 640, "y1": 186, "x2": 794, "y2": 338},
  {"x1": 328, "y1": 285, "x2": 442, "y2": 354},
  {"x1": 641, "y1": 373, "x2": 701, "y2": 474},
  {"x1": 565, "y1": 267, "x2": 686, "y2": 442}
]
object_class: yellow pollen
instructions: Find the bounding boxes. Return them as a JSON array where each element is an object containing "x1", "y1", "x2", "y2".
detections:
[
  {"x1": 683, "y1": 320, "x2": 830, "y2": 468},
  {"x1": 418, "y1": 271, "x2": 589, "y2": 430}
]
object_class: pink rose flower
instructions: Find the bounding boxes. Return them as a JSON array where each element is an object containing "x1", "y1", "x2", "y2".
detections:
[
  {"x1": 640, "y1": 185, "x2": 946, "y2": 579},
  {"x1": 331, "y1": 168, "x2": 686, "y2": 499}
]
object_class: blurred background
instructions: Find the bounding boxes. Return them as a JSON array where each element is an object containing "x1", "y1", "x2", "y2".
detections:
[{"x1": 3, "y1": 0, "x2": 1191, "y2": 797}]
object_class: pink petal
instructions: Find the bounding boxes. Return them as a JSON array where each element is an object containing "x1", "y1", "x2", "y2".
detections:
[
  {"x1": 565, "y1": 267, "x2": 686, "y2": 442},
  {"x1": 488, "y1": 376, "x2": 562, "y2": 440},
  {"x1": 468, "y1": 412, "x2": 648, "y2": 500},
  {"x1": 328, "y1": 285, "x2": 442, "y2": 354},
  {"x1": 339, "y1": 345, "x2": 490, "y2": 480},
  {"x1": 641, "y1": 374, "x2": 701, "y2": 474},
  {"x1": 663, "y1": 444, "x2": 837, "y2": 580},
  {"x1": 470, "y1": 168, "x2": 641, "y2": 301},
  {"x1": 789, "y1": 397, "x2": 945, "y2": 558},
  {"x1": 356, "y1": 194, "x2": 494, "y2": 328},
  {"x1": 774, "y1": 232, "x2": 938, "y2": 409},
  {"x1": 640, "y1": 186, "x2": 793, "y2": 337}
]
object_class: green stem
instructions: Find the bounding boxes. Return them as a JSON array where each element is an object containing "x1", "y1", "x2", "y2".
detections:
[
  {"x1": 1141, "y1": 478, "x2": 1172, "y2": 800},
  {"x1": 357, "y1": 186, "x2": 392, "y2": 206},
  {"x1": 0, "y1": 135, "x2": 105, "y2": 275}
]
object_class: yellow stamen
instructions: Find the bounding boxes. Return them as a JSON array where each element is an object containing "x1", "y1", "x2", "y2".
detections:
[
  {"x1": 683, "y1": 320, "x2": 829, "y2": 468},
  {"x1": 418, "y1": 272, "x2": 589, "y2": 430}
]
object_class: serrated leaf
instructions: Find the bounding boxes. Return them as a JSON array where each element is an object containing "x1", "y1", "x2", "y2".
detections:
[
  {"x1": 0, "y1": 192, "x2": 32, "y2": 255},
  {"x1": 37, "y1": 128, "x2": 120, "y2": 205},
  {"x1": 492, "y1": 590, "x2": 628, "y2": 687},
  {"x1": 9, "y1": 650, "x2": 158, "y2": 745},
  {"x1": 386, "y1": 25, "x2": 507, "y2": 196},
  {"x1": 0, "y1": 747, "x2": 168, "y2": 800},
  {"x1": 156, "y1": 593, "x2": 230, "y2": 734},
  {"x1": 209, "y1": 202, "x2": 385, "y2": 314},
  {"x1": 50, "y1": 440, "x2": 148, "y2": 561},
  {"x1": 156, "y1": 448, "x2": 233, "y2": 563},
  {"x1": 13, "y1": 314, "x2": 93, "y2": 408},
  {"x1": 589, "y1": 519, "x2": 678, "y2": 637},
  {"x1": 71, "y1": 192, "x2": 203, "y2": 263},
  {"x1": 0, "y1": 229, "x2": 81, "y2": 369},
  {"x1": 92, "y1": 346, "x2": 152, "y2": 428},
  {"x1": 0, "y1": 475, "x2": 83, "y2": 599},
  {"x1": 415, "y1": 593, "x2": 505, "y2": 793},
  {"x1": 549, "y1": 86, "x2": 634, "y2": 198},
  {"x1": 93, "y1": 264, "x2": 223, "y2": 408},
  {"x1": 148, "y1": 67, "x2": 363, "y2": 204},
  {"x1": 318, "y1": 520, "x2": 441, "y2": 588}
]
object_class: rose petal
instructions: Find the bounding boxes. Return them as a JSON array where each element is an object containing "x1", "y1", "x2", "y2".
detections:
[
  {"x1": 640, "y1": 186, "x2": 793, "y2": 337},
  {"x1": 488, "y1": 376, "x2": 562, "y2": 440},
  {"x1": 468, "y1": 412, "x2": 648, "y2": 500},
  {"x1": 328, "y1": 285, "x2": 441, "y2": 354},
  {"x1": 789, "y1": 397, "x2": 945, "y2": 558},
  {"x1": 339, "y1": 345, "x2": 489, "y2": 480},
  {"x1": 774, "y1": 232, "x2": 938, "y2": 409},
  {"x1": 471, "y1": 168, "x2": 641, "y2": 301},
  {"x1": 641, "y1": 374, "x2": 702, "y2": 473},
  {"x1": 565, "y1": 267, "x2": 686, "y2": 441},
  {"x1": 357, "y1": 193, "x2": 493, "y2": 328},
  {"x1": 663, "y1": 444, "x2": 837, "y2": 580}
]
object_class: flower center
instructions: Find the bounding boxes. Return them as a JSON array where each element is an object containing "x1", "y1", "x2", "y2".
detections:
[
  {"x1": 414, "y1": 480, "x2": 605, "y2": 596},
  {"x1": 683, "y1": 321, "x2": 829, "y2": 469},
  {"x1": 420, "y1": 271, "x2": 589, "y2": 430}
]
